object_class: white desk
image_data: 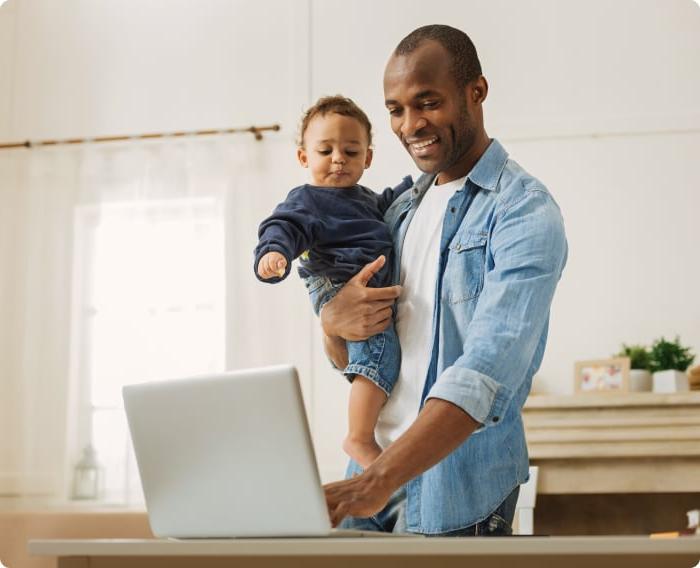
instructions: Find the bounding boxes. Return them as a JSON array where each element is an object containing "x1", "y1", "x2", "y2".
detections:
[{"x1": 29, "y1": 536, "x2": 700, "y2": 568}]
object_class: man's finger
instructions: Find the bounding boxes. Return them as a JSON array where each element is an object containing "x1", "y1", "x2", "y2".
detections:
[
  {"x1": 369, "y1": 298, "x2": 400, "y2": 312},
  {"x1": 331, "y1": 502, "x2": 350, "y2": 528},
  {"x1": 350, "y1": 256, "x2": 386, "y2": 287},
  {"x1": 362, "y1": 285, "x2": 402, "y2": 302},
  {"x1": 361, "y1": 316, "x2": 393, "y2": 338},
  {"x1": 368, "y1": 308, "x2": 393, "y2": 328}
]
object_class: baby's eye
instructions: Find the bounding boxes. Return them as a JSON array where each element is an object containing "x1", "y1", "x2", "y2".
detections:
[
  {"x1": 317, "y1": 149, "x2": 332, "y2": 155},
  {"x1": 345, "y1": 150, "x2": 359, "y2": 157}
]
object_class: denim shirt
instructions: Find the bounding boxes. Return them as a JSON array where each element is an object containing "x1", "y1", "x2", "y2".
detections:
[{"x1": 350, "y1": 139, "x2": 567, "y2": 533}]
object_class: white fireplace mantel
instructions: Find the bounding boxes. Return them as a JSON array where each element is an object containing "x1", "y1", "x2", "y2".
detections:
[{"x1": 522, "y1": 391, "x2": 700, "y2": 494}]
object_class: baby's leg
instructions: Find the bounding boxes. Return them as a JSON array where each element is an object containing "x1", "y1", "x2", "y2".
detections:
[{"x1": 343, "y1": 375, "x2": 386, "y2": 469}]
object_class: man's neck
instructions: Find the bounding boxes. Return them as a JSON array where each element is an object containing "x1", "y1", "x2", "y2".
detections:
[{"x1": 436, "y1": 131, "x2": 491, "y2": 185}]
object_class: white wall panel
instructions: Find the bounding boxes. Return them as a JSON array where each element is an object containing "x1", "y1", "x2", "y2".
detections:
[
  {"x1": 507, "y1": 133, "x2": 700, "y2": 393},
  {"x1": 310, "y1": 0, "x2": 700, "y2": 181},
  {"x1": 11, "y1": 0, "x2": 308, "y2": 140}
]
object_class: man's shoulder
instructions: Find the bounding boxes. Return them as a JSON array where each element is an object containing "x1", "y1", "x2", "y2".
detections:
[{"x1": 493, "y1": 158, "x2": 559, "y2": 215}]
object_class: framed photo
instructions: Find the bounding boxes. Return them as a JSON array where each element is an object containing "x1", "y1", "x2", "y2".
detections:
[{"x1": 574, "y1": 357, "x2": 630, "y2": 393}]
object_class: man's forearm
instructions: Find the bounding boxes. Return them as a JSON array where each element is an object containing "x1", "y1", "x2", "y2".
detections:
[
  {"x1": 323, "y1": 394, "x2": 482, "y2": 524},
  {"x1": 367, "y1": 398, "x2": 480, "y2": 491}
]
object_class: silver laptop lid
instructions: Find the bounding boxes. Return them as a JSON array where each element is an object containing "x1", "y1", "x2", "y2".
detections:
[{"x1": 123, "y1": 365, "x2": 331, "y2": 538}]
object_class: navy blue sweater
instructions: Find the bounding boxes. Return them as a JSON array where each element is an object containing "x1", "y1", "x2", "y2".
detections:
[{"x1": 254, "y1": 176, "x2": 413, "y2": 287}]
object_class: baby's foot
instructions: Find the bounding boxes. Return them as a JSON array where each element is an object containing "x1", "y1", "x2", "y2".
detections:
[{"x1": 343, "y1": 436, "x2": 382, "y2": 469}]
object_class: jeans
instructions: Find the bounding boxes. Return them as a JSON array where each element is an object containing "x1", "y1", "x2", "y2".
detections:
[
  {"x1": 340, "y1": 484, "x2": 520, "y2": 536},
  {"x1": 305, "y1": 274, "x2": 401, "y2": 396}
]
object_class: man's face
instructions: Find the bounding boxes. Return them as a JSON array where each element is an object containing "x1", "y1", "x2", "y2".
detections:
[
  {"x1": 297, "y1": 113, "x2": 373, "y2": 188},
  {"x1": 383, "y1": 41, "x2": 481, "y2": 184}
]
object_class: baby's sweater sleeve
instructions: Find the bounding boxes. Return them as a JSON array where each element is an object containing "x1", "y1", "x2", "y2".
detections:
[
  {"x1": 254, "y1": 187, "x2": 317, "y2": 283},
  {"x1": 376, "y1": 175, "x2": 414, "y2": 215}
]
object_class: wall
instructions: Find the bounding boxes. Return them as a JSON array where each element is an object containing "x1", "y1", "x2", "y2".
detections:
[{"x1": 1, "y1": 0, "x2": 698, "y2": 485}]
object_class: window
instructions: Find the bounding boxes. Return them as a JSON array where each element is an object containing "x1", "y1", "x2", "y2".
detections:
[{"x1": 71, "y1": 197, "x2": 225, "y2": 503}]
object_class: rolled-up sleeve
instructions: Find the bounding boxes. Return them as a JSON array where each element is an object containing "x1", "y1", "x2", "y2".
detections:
[{"x1": 427, "y1": 188, "x2": 568, "y2": 428}]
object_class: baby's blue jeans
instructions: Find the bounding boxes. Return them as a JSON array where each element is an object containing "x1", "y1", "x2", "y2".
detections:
[{"x1": 304, "y1": 274, "x2": 400, "y2": 396}]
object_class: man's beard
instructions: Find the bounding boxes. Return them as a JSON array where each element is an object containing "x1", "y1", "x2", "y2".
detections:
[{"x1": 442, "y1": 101, "x2": 476, "y2": 175}]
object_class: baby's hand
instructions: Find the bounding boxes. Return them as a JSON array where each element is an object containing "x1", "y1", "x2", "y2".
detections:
[{"x1": 257, "y1": 251, "x2": 288, "y2": 280}]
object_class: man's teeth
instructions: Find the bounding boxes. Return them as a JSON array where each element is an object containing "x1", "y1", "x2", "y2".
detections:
[{"x1": 411, "y1": 137, "x2": 438, "y2": 149}]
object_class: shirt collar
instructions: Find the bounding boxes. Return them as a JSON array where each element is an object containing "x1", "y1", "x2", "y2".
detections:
[
  {"x1": 410, "y1": 139, "x2": 508, "y2": 200},
  {"x1": 467, "y1": 138, "x2": 508, "y2": 192}
]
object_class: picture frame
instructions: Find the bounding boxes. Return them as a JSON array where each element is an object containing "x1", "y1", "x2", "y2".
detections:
[{"x1": 574, "y1": 357, "x2": 631, "y2": 393}]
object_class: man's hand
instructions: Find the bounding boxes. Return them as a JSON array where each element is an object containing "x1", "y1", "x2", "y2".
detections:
[
  {"x1": 323, "y1": 399, "x2": 481, "y2": 527},
  {"x1": 320, "y1": 256, "x2": 401, "y2": 342},
  {"x1": 257, "y1": 251, "x2": 287, "y2": 279},
  {"x1": 324, "y1": 469, "x2": 394, "y2": 527}
]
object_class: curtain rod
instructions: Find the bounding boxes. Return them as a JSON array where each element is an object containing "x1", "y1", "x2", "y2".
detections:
[{"x1": 0, "y1": 124, "x2": 281, "y2": 150}]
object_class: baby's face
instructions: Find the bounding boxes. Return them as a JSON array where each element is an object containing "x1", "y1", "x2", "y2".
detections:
[{"x1": 297, "y1": 113, "x2": 372, "y2": 188}]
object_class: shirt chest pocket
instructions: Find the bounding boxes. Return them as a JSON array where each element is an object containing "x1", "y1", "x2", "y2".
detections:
[{"x1": 442, "y1": 232, "x2": 488, "y2": 304}]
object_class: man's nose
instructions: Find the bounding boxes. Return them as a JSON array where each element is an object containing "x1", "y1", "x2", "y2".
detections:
[{"x1": 400, "y1": 110, "x2": 427, "y2": 138}]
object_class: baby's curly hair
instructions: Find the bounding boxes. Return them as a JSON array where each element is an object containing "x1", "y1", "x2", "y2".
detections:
[{"x1": 297, "y1": 95, "x2": 373, "y2": 148}]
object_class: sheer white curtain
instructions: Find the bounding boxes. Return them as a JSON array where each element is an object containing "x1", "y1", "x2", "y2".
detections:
[
  {"x1": 0, "y1": 147, "x2": 79, "y2": 497},
  {"x1": 0, "y1": 134, "x2": 314, "y2": 502}
]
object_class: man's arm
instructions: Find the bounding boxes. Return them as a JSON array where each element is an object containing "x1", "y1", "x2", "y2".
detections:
[{"x1": 324, "y1": 398, "x2": 480, "y2": 526}]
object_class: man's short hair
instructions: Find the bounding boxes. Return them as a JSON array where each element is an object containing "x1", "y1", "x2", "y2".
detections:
[
  {"x1": 394, "y1": 25, "x2": 482, "y2": 88},
  {"x1": 298, "y1": 95, "x2": 373, "y2": 147}
]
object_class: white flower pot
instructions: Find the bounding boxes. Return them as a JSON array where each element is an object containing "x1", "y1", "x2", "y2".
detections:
[
  {"x1": 652, "y1": 370, "x2": 690, "y2": 393},
  {"x1": 629, "y1": 369, "x2": 652, "y2": 392}
]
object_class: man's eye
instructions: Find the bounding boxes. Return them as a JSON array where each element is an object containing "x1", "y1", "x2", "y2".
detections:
[
  {"x1": 387, "y1": 107, "x2": 402, "y2": 116},
  {"x1": 422, "y1": 100, "x2": 439, "y2": 109}
]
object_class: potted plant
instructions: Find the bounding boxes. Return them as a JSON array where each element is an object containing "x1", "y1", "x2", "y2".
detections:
[
  {"x1": 616, "y1": 344, "x2": 652, "y2": 391},
  {"x1": 649, "y1": 336, "x2": 696, "y2": 393}
]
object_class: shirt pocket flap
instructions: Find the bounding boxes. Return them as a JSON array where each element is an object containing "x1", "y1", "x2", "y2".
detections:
[{"x1": 450, "y1": 232, "x2": 488, "y2": 252}]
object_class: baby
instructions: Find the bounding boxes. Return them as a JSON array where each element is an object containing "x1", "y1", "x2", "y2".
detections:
[{"x1": 254, "y1": 95, "x2": 411, "y2": 468}]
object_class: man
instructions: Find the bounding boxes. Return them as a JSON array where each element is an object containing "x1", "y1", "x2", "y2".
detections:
[{"x1": 321, "y1": 25, "x2": 567, "y2": 536}]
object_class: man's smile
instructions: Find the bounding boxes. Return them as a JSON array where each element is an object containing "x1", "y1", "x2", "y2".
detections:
[{"x1": 407, "y1": 135, "x2": 439, "y2": 157}]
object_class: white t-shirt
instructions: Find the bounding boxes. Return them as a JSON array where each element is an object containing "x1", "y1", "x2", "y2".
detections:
[{"x1": 376, "y1": 175, "x2": 467, "y2": 449}]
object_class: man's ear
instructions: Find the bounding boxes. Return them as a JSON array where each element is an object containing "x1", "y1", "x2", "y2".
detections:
[
  {"x1": 470, "y1": 76, "x2": 489, "y2": 105},
  {"x1": 297, "y1": 147, "x2": 308, "y2": 168},
  {"x1": 364, "y1": 148, "x2": 374, "y2": 169}
]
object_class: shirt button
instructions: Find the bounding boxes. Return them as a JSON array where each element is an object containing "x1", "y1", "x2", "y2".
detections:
[
  {"x1": 492, "y1": 416, "x2": 500, "y2": 423},
  {"x1": 450, "y1": 207, "x2": 456, "y2": 213},
  {"x1": 455, "y1": 243, "x2": 462, "y2": 251}
]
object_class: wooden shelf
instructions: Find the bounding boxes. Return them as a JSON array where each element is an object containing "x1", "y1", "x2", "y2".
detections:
[{"x1": 522, "y1": 392, "x2": 700, "y2": 494}]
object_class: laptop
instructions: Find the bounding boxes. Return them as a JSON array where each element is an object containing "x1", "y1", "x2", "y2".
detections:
[{"x1": 123, "y1": 364, "x2": 405, "y2": 538}]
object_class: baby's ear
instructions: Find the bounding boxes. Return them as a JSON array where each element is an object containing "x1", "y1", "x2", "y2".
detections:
[
  {"x1": 297, "y1": 147, "x2": 309, "y2": 168},
  {"x1": 364, "y1": 148, "x2": 374, "y2": 169}
]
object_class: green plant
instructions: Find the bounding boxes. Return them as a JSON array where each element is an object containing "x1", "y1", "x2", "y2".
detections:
[
  {"x1": 648, "y1": 336, "x2": 696, "y2": 373},
  {"x1": 616, "y1": 344, "x2": 651, "y2": 370}
]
